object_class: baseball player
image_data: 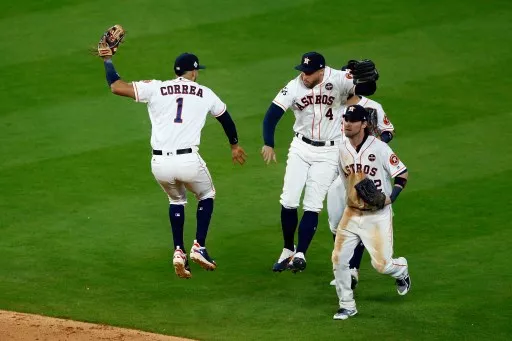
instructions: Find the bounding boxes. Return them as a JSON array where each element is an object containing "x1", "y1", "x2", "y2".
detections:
[
  {"x1": 261, "y1": 52, "x2": 379, "y2": 273},
  {"x1": 331, "y1": 104, "x2": 410, "y2": 320},
  {"x1": 327, "y1": 93, "x2": 395, "y2": 287},
  {"x1": 96, "y1": 26, "x2": 247, "y2": 279}
]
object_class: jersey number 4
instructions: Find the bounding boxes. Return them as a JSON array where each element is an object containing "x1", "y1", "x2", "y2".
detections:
[
  {"x1": 174, "y1": 98, "x2": 184, "y2": 123},
  {"x1": 325, "y1": 108, "x2": 333, "y2": 120}
]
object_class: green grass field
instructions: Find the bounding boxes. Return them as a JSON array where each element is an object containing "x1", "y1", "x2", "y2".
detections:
[{"x1": 1, "y1": 0, "x2": 512, "y2": 340}]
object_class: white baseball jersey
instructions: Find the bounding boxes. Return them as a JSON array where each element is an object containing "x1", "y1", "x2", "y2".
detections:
[
  {"x1": 272, "y1": 67, "x2": 355, "y2": 141},
  {"x1": 338, "y1": 136, "x2": 406, "y2": 210},
  {"x1": 132, "y1": 77, "x2": 226, "y2": 150},
  {"x1": 341, "y1": 96, "x2": 394, "y2": 141}
]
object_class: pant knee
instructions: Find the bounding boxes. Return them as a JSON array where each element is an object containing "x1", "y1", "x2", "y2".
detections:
[{"x1": 371, "y1": 259, "x2": 391, "y2": 274}]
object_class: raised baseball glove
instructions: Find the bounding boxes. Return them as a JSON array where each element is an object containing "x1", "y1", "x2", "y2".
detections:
[
  {"x1": 351, "y1": 59, "x2": 379, "y2": 84},
  {"x1": 355, "y1": 178, "x2": 386, "y2": 210},
  {"x1": 96, "y1": 25, "x2": 126, "y2": 57}
]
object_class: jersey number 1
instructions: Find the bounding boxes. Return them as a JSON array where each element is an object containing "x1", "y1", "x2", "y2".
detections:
[{"x1": 174, "y1": 98, "x2": 184, "y2": 123}]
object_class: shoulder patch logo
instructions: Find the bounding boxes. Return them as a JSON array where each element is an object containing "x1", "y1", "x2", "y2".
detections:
[
  {"x1": 325, "y1": 82, "x2": 333, "y2": 91},
  {"x1": 383, "y1": 115, "x2": 390, "y2": 125},
  {"x1": 390, "y1": 154, "x2": 400, "y2": 166},
  {"x1": 345, "y1": 72, "x2": 353, "y2": 80},
  {"x1": 281, "y1": 87, "x2": 288, "y2": 95},
  {"x1": 368, "y1": 154, "x2": 376, "y2": 162}
]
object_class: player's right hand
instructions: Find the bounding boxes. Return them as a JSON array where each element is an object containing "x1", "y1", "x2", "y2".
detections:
[
  {"x1": 231, "y1": 144, "x2": 247, "y2": 166},
  {"x1": 261, "y1": 145, "x2": 277, "y2": 164}
]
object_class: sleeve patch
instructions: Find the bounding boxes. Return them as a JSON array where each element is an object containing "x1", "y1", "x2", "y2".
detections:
[
  {"x1": 383, "y1": 115, "x2": 391, "y2": 125},
  {"x1": 390, "y1": 154, "x2": 400, "y2": 166}
]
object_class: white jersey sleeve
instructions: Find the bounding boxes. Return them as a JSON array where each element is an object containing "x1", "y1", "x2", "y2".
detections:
[
  {"x1": 272, "y1": 79, "x2": 296, "y2": 111},
  {"x1": 334, "y1": 70, "x2": 355, "y2": 97},
  {"x1": 375, "y1": 103, "x2": 394, "y2": 132},
  {"x1": 132, "y1": 80, "x2": 161, "y2": 103},
  {"x1": 381, "y1": 143, "x2": 407, "y2": 178},
  {"x1": 207, "y1": 89, "x2": 227, "y2": 117}
]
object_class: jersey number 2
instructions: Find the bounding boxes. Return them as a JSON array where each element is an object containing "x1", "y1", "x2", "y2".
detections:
[
  {"x1": 174, "y1": 98, "x2": 184, "y2": 123},
  {"x1": 325, "y1": 108, "x2": 333, "y2": 120}
]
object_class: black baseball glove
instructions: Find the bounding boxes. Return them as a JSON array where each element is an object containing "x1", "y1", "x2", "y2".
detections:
[
  {"x1": 355, "y1": 178, "x2": 386, "y2": 210},
  {"x1": 351, "y1": 59, "x2": 379, "y2": 84}
]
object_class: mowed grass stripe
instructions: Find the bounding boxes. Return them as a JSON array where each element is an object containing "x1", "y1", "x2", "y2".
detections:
[{"x1": 0, "y1": 0, "x2": 312, "y2": 66}]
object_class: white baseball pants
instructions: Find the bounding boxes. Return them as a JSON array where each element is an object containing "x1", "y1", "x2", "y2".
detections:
[
  {"x1": 280, "y1": 136, "x2": 339, "y2": 212},
  {"x1": 151, "y1": 149, "x2": 215, "y2": 205},
  {"x1": 326, "y1": 176, "x2": 346, "y2": 234},
  {"x1": 332, "y1": 205, "x2": 408, "y2": 310}
]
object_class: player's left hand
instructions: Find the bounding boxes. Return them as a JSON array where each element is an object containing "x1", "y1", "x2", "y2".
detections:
[
  {"x1": 261, "y1": 145, "x2": 277, "y2": 164},
  {"x1": 231, "y1": 144, "x2": 247, "y2": 165}
]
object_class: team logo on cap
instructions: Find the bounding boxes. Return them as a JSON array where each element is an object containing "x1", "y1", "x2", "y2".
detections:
[
  {"x1": 368, "y1": 154, "x2": 376, "y2": 162},
  {"x1": 384, "y1": 115, "x2": 390, "y2": 125},
  {"x1": 389, "y1": 154, "x2": 400, "y2": 166},
  {"x1": 194, "y1": 61, "x2": 198, "y2": 68},
  {"x1": 304, "y1": 57, "x2": 310, "y2": 64},
  {"x1": 325, "y1": 83, "x2": 333, "y2": 90}
]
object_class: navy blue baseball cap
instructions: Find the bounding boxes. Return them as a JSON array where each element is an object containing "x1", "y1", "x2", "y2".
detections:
[
  {"x1": 343, "y1": 105, "x2": 369, "y2": 122},
  {"x1": 295, "y1": 52, "x2": 325, "y2": 74},
  {"x1": 174, "y1": 53, "x2": 205, "y2": 74}
]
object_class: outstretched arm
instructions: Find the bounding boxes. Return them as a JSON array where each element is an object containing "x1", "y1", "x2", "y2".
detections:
[
  {"x1": 261, "y1": 103, "x2": 285, "y2": 164},
  {"x1": 262, "y1": 103, "x2": 285, "y2": 148},
  {"x1": 216, "y1": 111, "x2": 246, "y2": 165},
  {"x1": 103, "y1": 57, "x2": 135, "y2": 99}
]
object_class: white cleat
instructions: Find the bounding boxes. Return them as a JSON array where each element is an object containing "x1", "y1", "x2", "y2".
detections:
[
  {"x1": 333, "y1": 308, "x2": 358, "y2": 320},
  {"x1": 173, "y1": 247, "x2": 191, "y2": 279}
]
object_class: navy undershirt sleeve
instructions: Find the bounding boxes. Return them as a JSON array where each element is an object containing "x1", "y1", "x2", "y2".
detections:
[
  {"x1": 262, "y1": 103, "x2": 285, "y2": 148},
  {"x1": 103, "y1": 59, "x2": 121, "y2": 87},
  {"x1": 216, "y1": 111, "x2": 239, "y2": 145},
  {"x1": 354, "y1": 81, "x2": 376, "y2": 96},
  {"x1": 380, "y1": 131, "x2": 393, "y2": 143}
]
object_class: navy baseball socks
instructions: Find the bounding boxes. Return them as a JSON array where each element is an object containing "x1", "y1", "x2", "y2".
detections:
[
  {"x1": 190, "y1": 198, "x2": 217, "y2": 271},
  {"x1": 196, "y1": 198, "x2": 214, "y2": 247},
  {"x1": 290, "y1": 211, "x2": 318, "y2": 273},
  {"x1": 169, "y1": 205, "x2": 191, "y2": 278},
  {"x1": 169, "y1": 204, "x2": 185, "y2": 250},
  {"x1": 281, "y1": 206, "x2": 297, "y2": 251},
  {"x1": 273, "y1": 206, "x2": 298, "y2": 272}
]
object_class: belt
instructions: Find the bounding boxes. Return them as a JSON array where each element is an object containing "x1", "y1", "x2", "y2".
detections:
[
  {"x1": 152, "y1": 148, "x2": 192, "y2": 156},
  {"x1": 295, "y1": 133, "x2": 335, "y2": 147}
]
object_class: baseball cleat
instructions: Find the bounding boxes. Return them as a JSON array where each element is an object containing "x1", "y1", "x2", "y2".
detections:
[
  {"x1": 272, "y1": 247, "x2": 295, "y2": 272},
  {"x1": 290, "y1": 252, "x2": 306, "y2": 273},
  {"x1": 190, "y1": 240, "x2": 217, "y2": 271},
  {"x1": 396, "y1": 273, "x2": 411, "y2": 295},
  {"x1": 333, "y1": 308, "x2": 358, "y2": 320},
  {"x1": 173, "y1": 247, "x2": 192, "y2": 279},
  {"x1": 350, "y1": 268, "x2": 359, "y2": 290}
]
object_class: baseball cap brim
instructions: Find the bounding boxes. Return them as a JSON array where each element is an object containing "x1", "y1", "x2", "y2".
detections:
[
  {"x1": 197, "y1": 65, "x2": 206, "y2": 70},
  {"x1": 294, "y1": 64, "x2": 318, "y2": 73}
]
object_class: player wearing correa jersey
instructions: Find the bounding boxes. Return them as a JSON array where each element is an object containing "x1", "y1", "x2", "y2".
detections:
[
  {"x1": 99, "y1": 50, "x2": 246, "y2": 279},
  {"x1": 261, "y1": 52, "x2": 379, "y2": 273},
  {"x1": 331, "y1": 104, "x2": 410, "y2": 320}
]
